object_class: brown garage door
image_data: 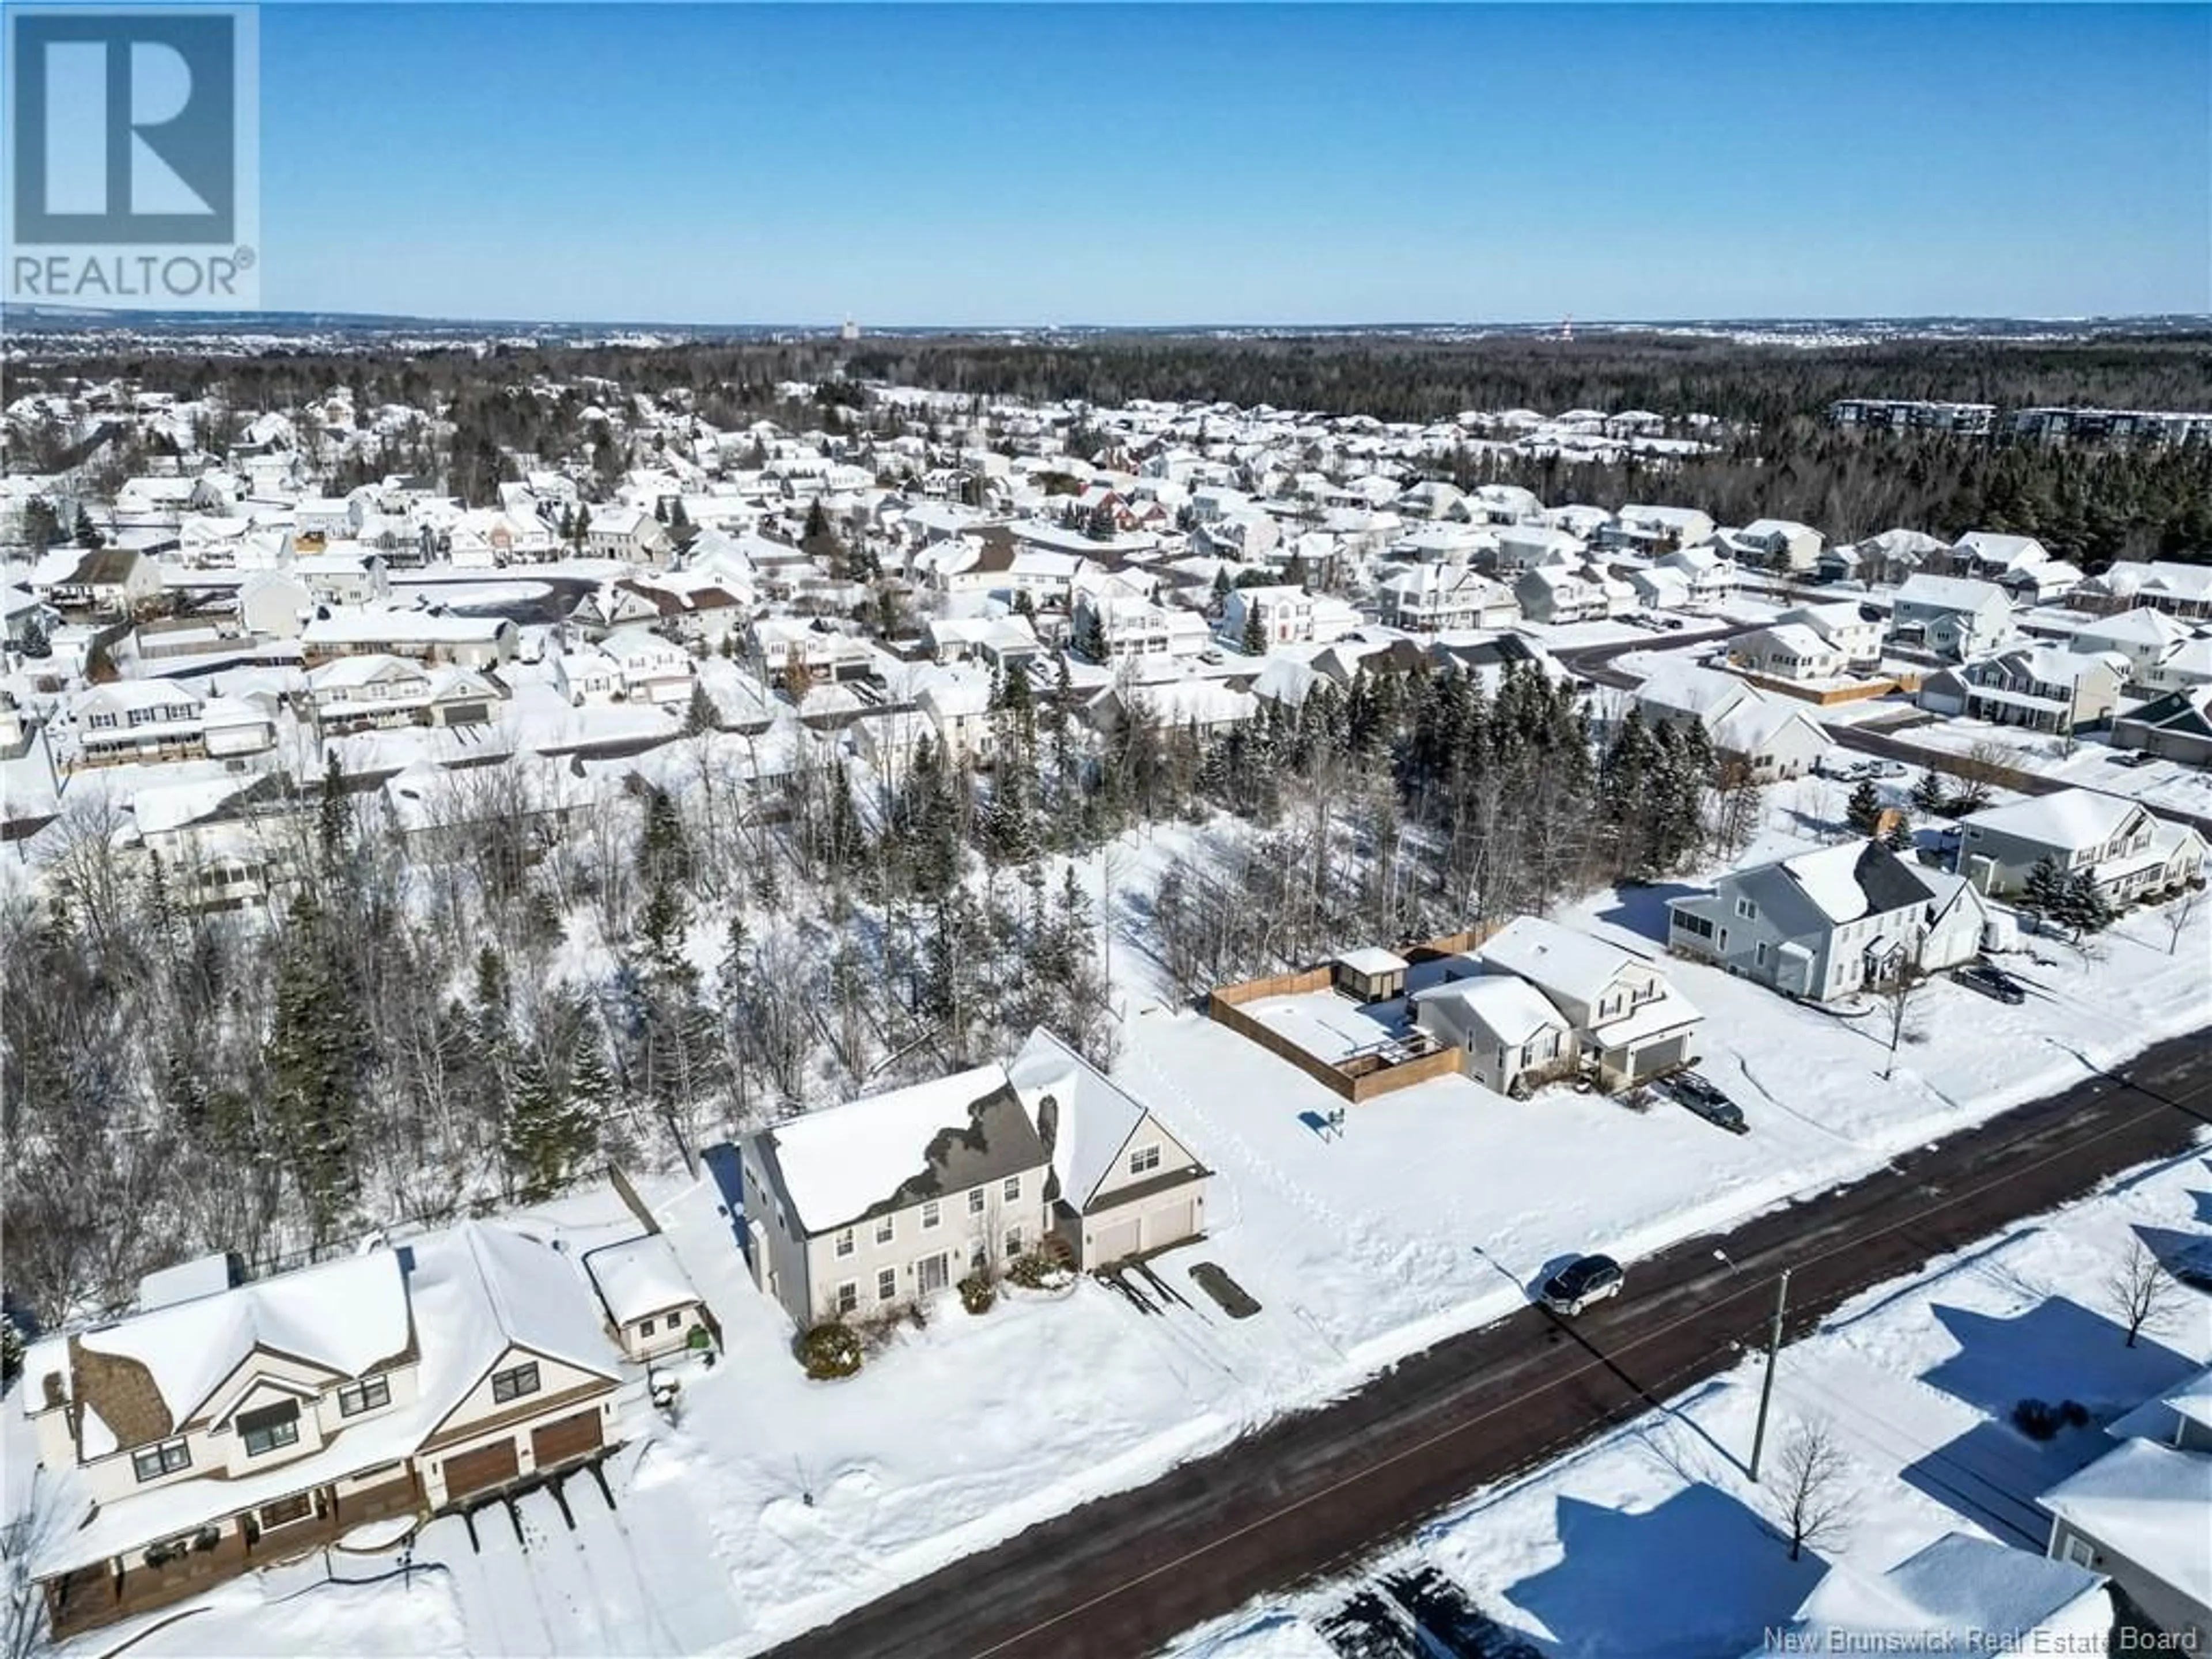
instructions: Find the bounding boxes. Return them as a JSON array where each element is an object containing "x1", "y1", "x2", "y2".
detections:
[
  {"x1": 442, "y1": 1438, "x2": 518, "y2": 1502},
  {"x1": 531, "y1": 1409, "x2": 603, "y2": 1469}
]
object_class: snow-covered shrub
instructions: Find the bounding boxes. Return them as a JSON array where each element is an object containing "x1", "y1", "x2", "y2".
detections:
[
  {"x1": 797, "y1": 1322, "x2": 862, "y2": 1380},
  {"x1": 958, "y1": 1273, "x2": 995, "y2": 1316}
]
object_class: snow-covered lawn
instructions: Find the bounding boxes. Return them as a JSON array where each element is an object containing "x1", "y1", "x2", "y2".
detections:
[
  {"x1": 1897, "y1": 713, "x2": 2212, "y2": 820},
  {"x1": 1172, "y1": 1143, "x2": 2212, "y2": 1658}
]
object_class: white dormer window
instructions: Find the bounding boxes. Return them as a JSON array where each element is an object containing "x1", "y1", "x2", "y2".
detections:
[
  {"x1": 131, "y1": 1437, "x2": 191, "y2": 1482},
  {"x1": 337, "y1": 1376, "x2": 390, "y2": 1417},
  {"x1": 834, "y1": 1228, "x2": 855, "y2": 1258},
  {"x1": 1128, "y1": 1144, "x2": 1162, "y2": 1176}
]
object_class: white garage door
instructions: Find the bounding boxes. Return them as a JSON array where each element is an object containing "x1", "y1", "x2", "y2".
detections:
[
  {"x1": 1146, "y1": 1198, "x2": 1198, "y2": 1252},
  {"x1": 1091, "y1": 1215, "x2": 1141, "y2": 1266}
]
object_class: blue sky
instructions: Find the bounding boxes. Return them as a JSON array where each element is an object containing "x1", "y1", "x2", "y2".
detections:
[{"x1": 255, "y1": 4, "x2": 2210, "y2": 324}]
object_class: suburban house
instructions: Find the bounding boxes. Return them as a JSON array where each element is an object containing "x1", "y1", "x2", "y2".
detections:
[
  {"x1": 22, "y1": 1224, "x2": 624, "y2": 1638},
  {"x1": 551, "y1": 645, "x2": 622, "y2": 705},
  {"x1": 752, "y1": 616, "x2": 874, "y2": 684},
  {"x1": 1728, "y1": 518, "x2": 1823, "y2": 573},
  {"x1": 1219, "y1": 585, "x2": 1355, "y2": 648},
  {"x1": 2113, "y1": 687, "x2": 2212, "y2": 767},
  {"x1": 738, "y1": 1064, "x2": 1054, "y2": 1329},
  {"x1": 305, "y1": 656, "x2": 503, "y2": 732},
  {"x1": 1776, "y1": 600, "x2": 1884, "y2": 669},
  {"x1": 1666, "y1": 839, "x2": 1988, "y2": 1002},
  {"x1": 1916, "y1": 646, "x2": 2126, "y2": 736},
  {"x1": 1475, "y1": 916, "x2": 1703, "y2": 1088},
  {"x1": 238, "y1": 570, "x2": 316, "y2": 639},
  {"x1": 580, "y1": 1233, "x2": 709, "y2": 1362},
  {"x1": 1605, "y1": 505, "x2": 1716, "y2": 555},
  {"x1": 1493, "y1": 525, "x2": 1584, "y2": 573},
  {"x1": 1887, "y1": 575, "x2": 2017, "y2": 661},
  {"x1": 2074, "y1": 560, "x2": 2212, "y2": 621},
  {"x1": 1952, "y1": 789, "x2": 2206, "y2": 903},
  {"x1": 1656, "y1": 544, "x2": 1736, "y2": 604},
  {"x1": 2039, "y1": 1425, "x2": 2210, "y2": 1650},
  {"x1": 597, "y1": 628, "x2": 697, "y2": 705},
  {"x1": 1635, "y1": 663, "x2": 1830, "y2": 781},
  {"x1": 1748, "y1": 1532, "x2": 2109, "y2": 1659},
  {"x1": 1006, "y1": 1028, "x2": 1211, "y2": 1270},
  {"x1": 2068, "y1": 608, "x2": 2198, "y2": 689},
  {"x1": 33, "y1": 547, "x2": 164, "y2": 618},
  {"x1": 71, "y1": 683, "x2": 209, "y2": 767},
  {"x1": 301, "y1": 607, "x2": 517, "y2": 670},
  {"x1": 2135, "y1": 635, "x2": 2212, "y2": 697},
  {"x1": 1080, "y1": 589, "x2": 1211, "y2": 662},
  {"x1": 1412, "y1": 972, "x2": 1580, "y2": 1097},
  {"x1": 583, "y1": 504, "x2": 672, "y2": 565},
  {"x1": 1730, "y1": 622, "x2": 1847, "y2": 683},
  {"x1": 1513, "y1": 563, "x2": 1605, "y2": 625},
  {"x1": 1377, "y1": 565, "x2": 1520, "y2": 634},
  {"x1": 1953, "y1": 531, "x2": 2050, "y2": 584},
  {"x1": 291, "y1": 551, "x2": 392, "y2": 607}
]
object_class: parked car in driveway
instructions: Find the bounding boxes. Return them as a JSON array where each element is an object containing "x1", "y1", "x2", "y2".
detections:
[
  {"x1": 1663, "y1": 1071, "x2": 1748, "y2": 1134},
  {"x1": 1540, "y1": 1253, "x2": 1625, "y2": 1316},
  {"x1": 1955, "y1": 962, "x2": 2028, "y2": 1005},
  {"x1": 1858, "y1": 758, "x2": 1908, "y2": 779}
]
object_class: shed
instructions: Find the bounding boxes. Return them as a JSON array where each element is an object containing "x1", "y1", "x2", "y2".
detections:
[
  {"x1": 581, "y1": 1234, "x2": 707, "y2": 1363},
  {"x1": 1333, "y1": 946, "x2": 1411, "y2": 1004}
]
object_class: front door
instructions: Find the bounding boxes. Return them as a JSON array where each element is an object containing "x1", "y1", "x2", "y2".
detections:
[{"x1": 917, "y1": 1252, "x2": 949, "y2": 1295}]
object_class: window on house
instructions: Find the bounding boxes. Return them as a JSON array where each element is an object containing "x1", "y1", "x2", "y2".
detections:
[
  {"x1": 921, "y1": 1199, "x2": 941, "y2": 1230},
  {"x1": 1002, "y1": 1175, "x2": 1021, "y2": 1203},
  {"x1": 338, "y1": 1376, "x2": 391, "y2": 1417},
  {"x1": 1128, "y1": 1144, "x2": 1162, "y2": 1176},
  {"x1": 1755, "y1": 942, "x2": 1769, "y2": 967},
  {"x1": 1675, "y1": 911, "x2": 1715, "y2": 940},
  {"x1": 238, "y1": 1402, "x2": 301, "y2": 1458},
  {"x1": 490, "y1": 1362, "x2": 540, "y2": 1404},
  {"x1": 835, "y1": 1281, "x2": 858, "y2": 1316},
  {"x1": 259, "y1": 1493, "x2": 313, "y2": 1529},
  {"x1": 132, "y1": 1438, "x2": 191, "y2": 1483},
  {"x1": 834, "y1": 1228, "x2": 855, "y2": 1258},
  {"x1": 1005, "y1": 1228, "x2": 1024, "y2": 1257},
  {"x1": 877, "y1": 1267, "x2": 897, "y2": 1302},
  {"x1": 1734, "y1": 898, "x2": 1758, "y2": 920},
  {"x1": 640, "y1": 1316, "x2": 659, "y2": 1336},
  {"x1": 968, "y1": 1187, "x2": 986, "y2": 1216},
  {"x1": 2061, "y1": 1535, "x2": 2096, "y2": 1569},
  {"x1": 875, "y1": 1214, "x2": 895, "y2": 1244}
]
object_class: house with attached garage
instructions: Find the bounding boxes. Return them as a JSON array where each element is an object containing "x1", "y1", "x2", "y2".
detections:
[
  {"x1": 1475, "y1": 915, "x2": 1703, "y2": 1089},
  {"x1": 1006, "y1": 1028, "x2": 1211, "y2": 1270},
  {"x1": 1377, "y1": 564, "x2": 1521, "y2": 634},
  {"x1": 31, "y1": 546, "x2": 164, "y2": 618},
  {"x1": 1635, "y1": 662, "x2": 1828, "y2": 781},
  {"x1": 21, "y1": 1224, "x2": 623, "y2": 1639},
  {"x1": 738, "y1": 1064, "x2": 1055, "y2": 1329},
  {"x1": 1666, "y1": 838, "x2": 1989, "y2": 1003},
  {"x1": 2067, "y1": 607, "x2": 2198, "y2": 690},
  {"x1": 1727, "y1": 518, "x2": 1823, "y2": 574},
  {"x1": 2112, "y1": 687, "x2": 2212, "y2": 767},
  {"x1": 71, "y1": 682, "x2": 210, "y2": 766},
  {"x1": 1775, "y1": 600, "x2": 1884, "y2": 670},
  {"x1": 1952, "y1": 788, "x2": 2206, "y2": 903},
  {"x1": 1411, "y1": 972, "x2": 1579, "y2": 1097},
  {"x1": 1887, "y1": 574, "x2": 2016, "y2": 661},
  {"x1": 1513, "y1": 562, "x2": 1605, "y2": 625},
  {"x1": 1730, "y1": 622, "x2": 1847, "y2": 683},
  {"x1": 1916, "y1": 646, "x2": 2126, "y2": 736}
]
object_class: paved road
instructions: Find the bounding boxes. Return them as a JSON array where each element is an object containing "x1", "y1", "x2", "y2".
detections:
[{"x1": 770, "y1": 1029, "x2": 2212, "y2": 1659}]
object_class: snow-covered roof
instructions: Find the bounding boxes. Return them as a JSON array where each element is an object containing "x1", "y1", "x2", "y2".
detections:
[
  {"x1": 1961, "y1": 787, "x2": 2149, "y2": 852},
  {"x1": 135, "y1": 1252, "x2": 237, "y2": 1313},
  {"x1": 74, "y1": 1251, "x2": 410, "y2": 1440},
  {"x1": 1007, "y1": 1028, "x2": 1169, "y2": 1211},
  {"x1": 760, "y1": 1063, "x2": 1032, "y2": 1235},
  {"x1": 1896, "y1": 573, "x2": 2009, "y2": 613},
  {"x1": 1480, "y1": 916, "x2": 1644, "y2": 1006},
  {"x1": 2074, "y1": 607, "x2": 2191, "y2": 649},
  {"x1": 581, "y1": 1233, "x2": 699, "y2": 1325},
  {"x1": 1778, "y1": 1532, "x2": 2106, "y2": 1653},
  {"x1": 1414, "y1": 974, "x2": 1565, "y2": 1045},
  {"x1": 1335, "y1": 946, "x2": 1410, "y2": 977},
  {"x1": 2039, "y1": 1438, "x2": 2212, "y2": 1609},
  {"x1": 1770, "y1": 840, "x2": 1934, "y2": 925}
]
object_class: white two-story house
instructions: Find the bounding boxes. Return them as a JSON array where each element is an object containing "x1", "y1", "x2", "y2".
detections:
[{"x1": 1475, "y1": 915, "x2": 1703, "y2": 1088}]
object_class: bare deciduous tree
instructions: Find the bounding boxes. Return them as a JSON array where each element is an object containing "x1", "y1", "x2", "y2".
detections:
[
  {"x1": 1774, "y1": 1418, "x2": 1853, "y2": 1562},
  {"x1": 2107, "y1": 1239, "x2": 2181, "y2": 1349}
]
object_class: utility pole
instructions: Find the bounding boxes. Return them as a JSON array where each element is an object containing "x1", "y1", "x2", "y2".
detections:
[{"x1": 1749, "y1": 1267, "x2": 1792, "y2": 1483}]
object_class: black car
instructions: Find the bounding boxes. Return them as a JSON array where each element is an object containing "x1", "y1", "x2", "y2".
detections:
[
  {"x1": 1955, "y1": 963, "x2": 2028, "y2": 1005},
  {"x1": 1666, "y1": 1071, "x2": 1748, "y2": 1134},
  {"x1": 1540, "y1": 1253, "x2": 1625, "y2": 1316}
]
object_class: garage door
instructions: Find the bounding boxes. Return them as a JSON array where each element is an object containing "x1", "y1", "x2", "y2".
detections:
[
  {"x1": 531, "y1": 1410, "x2": 603, "y2": 1469},
  {"x1": 1147, "y1": 1198, "x2": 1198, "y2": 1252},
  {"x1": 1631, "y1": 1036, "x2": 1690, "y2": 1081},
  {"x1": 1090, "y1": 1215, "x2": 1142, "y2": 1266},
  {"x1": 442, "y1": 1438, "x2": 519, "y2": 1502}
]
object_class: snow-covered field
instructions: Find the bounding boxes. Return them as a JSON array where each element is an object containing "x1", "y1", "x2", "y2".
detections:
[{"x1": 1171, "y1": 1141, "x2": 2212, "y2": 1659}]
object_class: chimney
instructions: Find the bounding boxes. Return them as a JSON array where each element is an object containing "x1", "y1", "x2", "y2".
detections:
[{"x1": 1035, "y1": 1093, "x2": 1059, "y2": 1160}]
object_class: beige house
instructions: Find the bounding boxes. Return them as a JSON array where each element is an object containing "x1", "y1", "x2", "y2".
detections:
[
  {"x1": 740, "y1": 1065, "x2": 1055, "y2": 1328},
  {"x1": 1412, "y1": 974, "x2": 1579, "y2": 1097},
  {"x1": 23, "y1": 1224, "x2": 622, "y2": 1639},
  {"x1": 581, "y1": 1233, "x2": 709, "y2": 1362},
  {"x1": 1007, "y1": 1028, "x2": 1211, "y2": 1270},
  {"x1": 1478, "y1": 916, "x2": 1702, "y2": 1088}
]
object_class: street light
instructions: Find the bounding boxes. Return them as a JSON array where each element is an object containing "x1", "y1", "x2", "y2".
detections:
[{"x1": 1749, "y1": 1267, "x2": 1793, "y2": 1483}]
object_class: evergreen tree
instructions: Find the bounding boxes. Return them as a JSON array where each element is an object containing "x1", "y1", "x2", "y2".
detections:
[
  {"x1": 682, "y1": 681, "x2": 717, "y2": 737},
  {"x1": 20, "y1": 613, "x2": 50, "y2": 660},
  {"x1": 638, "y1": 785, "x2": 692, "y2": 888},
  {"x1": 317, "y1": 751, "x2": 350, "y2": 861},
  {"x1": 502, "y1": 1046, "x2": 597, "y2": 1202},
  {"x1": 1909, "y1": 768, "x2": 1948, "y2": 814},
  {"x1": 1882, "y1": 812, "x2": 1915, "y2": 853},
  {"x1": 2020, "y1": 854, "x2": 2071, "y2": 923},
  {"x1": 1844, "y1": 778, "x2": 1884, "y2": 837},
  {"x1": 22, "y1": 496, "x2": 59, "y2": 555},
  {"x1": 2055, "y1": 870, "x2": 2117, "y2": 937},
  {"x1": 265, "y1": 896, "x2": 366, "y2": 1241},
  {"x1": 1238, "y1": 603, "x2": 1267, "y2": 658},
  {"x1": 1069, "y1": 604, "x2": 1106, "y2": 663}
]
